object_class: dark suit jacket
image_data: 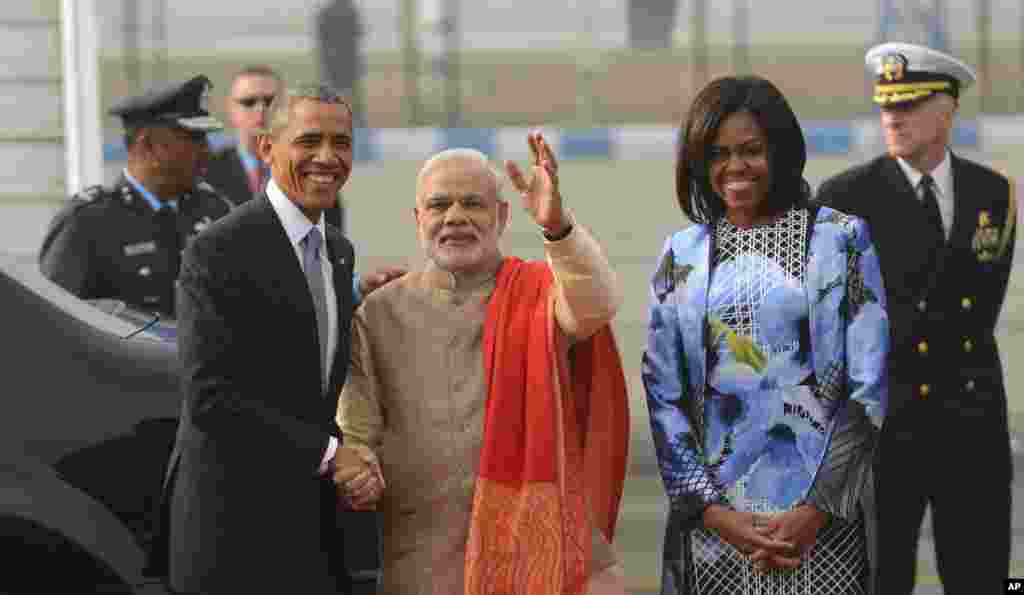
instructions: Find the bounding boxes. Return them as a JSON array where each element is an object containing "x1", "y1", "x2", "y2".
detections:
[
  {"x1": 205, "y1": 146, "x2": 348, "y2": 231},
  {"x1": 816, "y1": 153, "x2": 1015, "y2": 477},
  {"x1": 204, "y1": 146, "x2": 253, "y2": 208},
  {"x1": 163, "y1": 194, "x2": 355, "y2": 594}
]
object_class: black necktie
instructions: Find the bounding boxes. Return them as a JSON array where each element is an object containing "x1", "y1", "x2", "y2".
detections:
[
  {"x1": 155, "y1": 205, "x2": 181, "y2": 315},
  {"x1": 920, "y1": 174, "x2": 945, "y2": 243}
]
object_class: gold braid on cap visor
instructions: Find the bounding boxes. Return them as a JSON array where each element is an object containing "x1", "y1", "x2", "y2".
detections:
[{"x1": 873, "y1": 80, "x2": 953, "y2": 105}]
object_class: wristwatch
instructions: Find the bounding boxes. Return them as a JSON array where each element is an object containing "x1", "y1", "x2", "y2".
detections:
[
  {"x1": 541, "y1": 210, "x2": 575, "y2": 242},
  {"x1": 542, "y1": 223, "x2": 573, "y2": 242}
]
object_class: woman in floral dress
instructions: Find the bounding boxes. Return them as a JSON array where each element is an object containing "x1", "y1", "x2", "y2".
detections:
[{"x1": 643, "y1": 76, "x2": 889, "y2": 594}]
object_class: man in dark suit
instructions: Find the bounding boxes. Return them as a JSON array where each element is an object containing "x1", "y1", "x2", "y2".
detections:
[
  {"x1": 163, "y1": 83, "x2": 383, "y2": 594},
  {"x1": 817, "y1": 43, "x2": 1016, "y2": 594},
  {"x1": 204, "y1": 66, "x2": 280, "y2": 208},
  {"x1": 207, "y1": 65, "x2": 348, "y2": 230}
]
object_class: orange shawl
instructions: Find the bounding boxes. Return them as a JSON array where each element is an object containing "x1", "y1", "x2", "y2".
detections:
[{"x1": 465, "y1": 257, "x2": 630, "y2": 594}]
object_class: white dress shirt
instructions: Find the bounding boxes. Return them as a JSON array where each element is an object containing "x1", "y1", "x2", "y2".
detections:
[
  {"x1": 897, "y1": 150, "x2": 954, "y2": 240},
  {"x1": 266, "y1": 179, "x2": 339, "y2": 472}
]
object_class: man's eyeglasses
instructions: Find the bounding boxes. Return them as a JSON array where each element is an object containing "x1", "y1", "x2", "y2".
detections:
[{"x1": 234, "y1": 95, "x2": 276, "y2": 110}]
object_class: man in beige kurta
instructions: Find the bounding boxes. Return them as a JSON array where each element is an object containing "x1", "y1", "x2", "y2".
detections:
[{"x1": 337, "y1": 138, "x2": 628, "y2": 594}]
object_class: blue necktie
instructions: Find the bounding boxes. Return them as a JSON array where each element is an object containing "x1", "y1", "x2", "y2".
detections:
[{"x1": 302, "y1": 227, "x2": 329, "y2": 392}]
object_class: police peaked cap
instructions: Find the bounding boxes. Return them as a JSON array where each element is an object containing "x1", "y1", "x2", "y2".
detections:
[{"x1": 109, "y1": 75, "x2": 224, "y2": 132}]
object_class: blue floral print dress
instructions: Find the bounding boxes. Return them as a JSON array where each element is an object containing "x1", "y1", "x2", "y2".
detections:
[{"x1": 643, "y1": 206, "x2": 889, "y2": 594}]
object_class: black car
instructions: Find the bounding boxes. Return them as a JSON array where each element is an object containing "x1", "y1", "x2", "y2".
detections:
[{"x1": 0, "y1": 254, "x2": 378, "y2": 594}]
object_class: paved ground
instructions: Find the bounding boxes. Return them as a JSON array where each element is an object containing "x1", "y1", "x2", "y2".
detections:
[{"x1": 6, "y1": 153, "x2": 1021, "y2": 592}]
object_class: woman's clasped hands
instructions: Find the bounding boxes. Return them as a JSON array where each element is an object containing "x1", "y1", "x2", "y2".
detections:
[{"x1": 703, "y1": 503, "x2": 828, "y2": 572}]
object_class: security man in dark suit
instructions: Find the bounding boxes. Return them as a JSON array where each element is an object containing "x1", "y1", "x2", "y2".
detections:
[
  {"x1": 205, "y1": 65, "x2": 281, "y2": 207},
  {"x1": 39, "y1": 75, "x2": 232, "y2": 318},
  {"x1": 816, "y1": 42, "x2": 1017, "y2": 594}
]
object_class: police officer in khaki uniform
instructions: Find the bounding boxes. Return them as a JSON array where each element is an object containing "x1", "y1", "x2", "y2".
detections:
[
  {"x1": 817, "y1": 43, "x2": 1017, "y2": 594},
  {"x1": 40, "y1": 75, "x2": 232, "y2": 318}
]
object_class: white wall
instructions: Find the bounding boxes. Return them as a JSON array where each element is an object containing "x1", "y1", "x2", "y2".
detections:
[{"x1": 0, "y1": 0, "x2": 65, "y2": 201}]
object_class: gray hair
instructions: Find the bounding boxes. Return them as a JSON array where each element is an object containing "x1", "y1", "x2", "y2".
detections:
[
  {"x1": 260, "y1": 83, "x2": 353, "y2": 137},
  {"x1": 231, "y1": 64, "x2": 282, "y2": 86},
  {"x1": 416, "y1": 148, "x2": 506, "y2": 199}
]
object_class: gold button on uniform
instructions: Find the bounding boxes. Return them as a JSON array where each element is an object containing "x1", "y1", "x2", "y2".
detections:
[
  {"x1": 963, "y1": 339, "x2": 973, "y2": 352},
  {"x1": 961, "y1": 297, "x2": 973, "y2": 310},
  {"x1": 917, "y1": 341, "x2": 928, "y2": 355},
  {"x1": 919, "y1": 384, "x2": 930, "y2": 398},
  {"x1": 965, "y1": 380, "x2": 976, "y2": 391},
  {"x1": 917, "y1": 300, "x2": 927, "y2": 312}
]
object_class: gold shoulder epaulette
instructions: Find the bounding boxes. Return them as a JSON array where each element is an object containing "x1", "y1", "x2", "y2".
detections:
[{"x1": 996, "y1": 175, "x2": 1016, "y2": 260}]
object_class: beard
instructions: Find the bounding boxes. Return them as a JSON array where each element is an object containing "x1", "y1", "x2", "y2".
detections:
[{"x1": 423, "y1": 222, "x2": 502, "y2": 275}]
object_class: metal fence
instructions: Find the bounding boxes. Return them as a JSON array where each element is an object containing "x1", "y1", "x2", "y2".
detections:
[{"x1": 94, "y1": 0, "x2": 1024, "y2": 134}]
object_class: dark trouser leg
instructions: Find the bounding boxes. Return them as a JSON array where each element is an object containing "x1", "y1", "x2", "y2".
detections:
[
  {"x1": 320, "y1": 477, "x2": 352, "y2": 595},
  {"x1": 875, "y1": 481, "x2": 927, "y2": 594},
  {"x1": 875, "y1": 418, "x2": 930, "y2": 595},
  {"x1": 931, "y1": 469, "x2": 1011, "y2": 593}
]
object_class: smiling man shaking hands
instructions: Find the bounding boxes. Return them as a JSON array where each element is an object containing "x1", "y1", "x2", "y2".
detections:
[
  {"x1": 158, "y1": 85, "x2": 381, "y2": 595},
  {"x1": 337, "y1": 135, "x2": 632, "y2": 595}
]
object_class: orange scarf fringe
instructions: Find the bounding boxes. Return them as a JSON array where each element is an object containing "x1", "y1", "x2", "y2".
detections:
[{"x1": 465, "y1": 257, "x2": 629, "y2": 594}]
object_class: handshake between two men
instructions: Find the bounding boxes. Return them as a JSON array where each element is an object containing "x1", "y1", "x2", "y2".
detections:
[{"x1": 331, "y1": 444, "x2": 385, "y2": 510}]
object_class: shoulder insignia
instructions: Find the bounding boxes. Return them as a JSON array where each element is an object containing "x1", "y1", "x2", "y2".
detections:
[
  {"x1": 74, "y1": 185, "x2": 105, "y2": 202},
  {"x1": 58, "y1": 185, "x2": 109, "y2": 218},
  {"x1": 192, "y1": 215, "x2": 213, "y2": 234},
  {"x1": 120, "y1": 184, "x2": 135, "y2": 204},
  {"x1": 996, "y1": 177, "x2": 1017, "y2": 260}
]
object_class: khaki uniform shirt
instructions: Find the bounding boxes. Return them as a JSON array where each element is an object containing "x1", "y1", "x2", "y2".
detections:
[{"x1": 339, "y1": 223, "x2": 621, "y2": 594}]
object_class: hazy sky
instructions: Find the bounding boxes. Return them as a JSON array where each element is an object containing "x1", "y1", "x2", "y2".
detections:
[{"x1": 95, "y1": 0, "x2": 1022, "y2": 55}]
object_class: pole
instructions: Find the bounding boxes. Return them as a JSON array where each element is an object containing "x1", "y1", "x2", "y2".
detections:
[
  {"x1": 692, "y1": 0, "x2": 708, "y2": 91},
  {"x1": 732, "y1": 0, "x2": 749, "y2": 74},
  {"x1": 976, "y1": 0, "x2": 991, "y2": 114},
  {"x1": 399, "y1": 0, "x2": 422, "y2": 126},
  {"x1": 122, "y1": 0, "x2": 140, "y2": 94},
  {"x1": 931, "y1": 0, "x2": 949, "y2": 52},
  {"x1": 876, "y1": 0, "x2": 895, "y2": 43},
  {"x1": 61, "y1": 0, "x2": 103, "y2": 193},
  {"x1": 442, "y1": 0, "x2": 461, "y2": 128},
  {"x1": 581, "y1": 2, "x2": 597, "y2": 126},
  {"x1": 152, "y1": 0, "x2": 168, "y2": 85}
]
